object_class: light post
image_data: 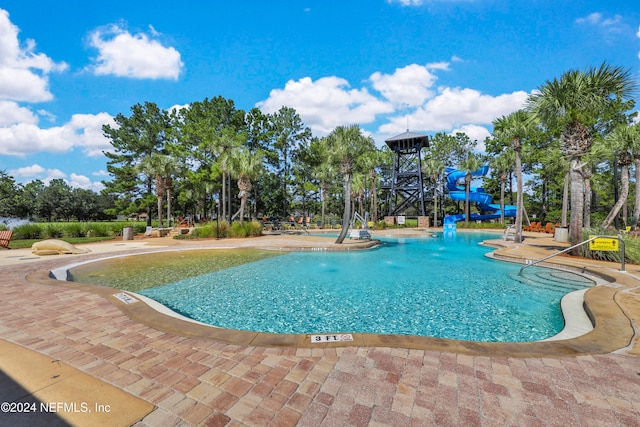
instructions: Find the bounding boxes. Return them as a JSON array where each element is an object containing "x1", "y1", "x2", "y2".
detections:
[{"x1": 214, "y1": 195, "x2": 220, "y2": 239}]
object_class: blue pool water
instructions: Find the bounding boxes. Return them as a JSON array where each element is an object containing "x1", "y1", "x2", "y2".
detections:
[{"x1": 139, "y1": 232, "x2": 594, "y2": 342}]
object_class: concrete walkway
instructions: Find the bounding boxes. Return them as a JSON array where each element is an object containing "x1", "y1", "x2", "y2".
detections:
[{"x1": 0, "y1": 230, "x2": 639, "y2": 426}]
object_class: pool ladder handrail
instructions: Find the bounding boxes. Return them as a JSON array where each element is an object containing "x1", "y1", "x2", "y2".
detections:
[{"x1": 518, "y1": 234, "x2": 625, "y2": 275}]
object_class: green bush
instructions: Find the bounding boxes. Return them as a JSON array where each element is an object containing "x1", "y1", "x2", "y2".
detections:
[
  {"x1": 42, "y1": 224, "x2": 62, "y2": 238},
  {"x1": 230, "y1": 220, "x2": 262, "y2": 238},
  {"x1": 87, "y1": 223, "x2": 111, "y2": 237},
  {"x1": 191, "y1": 225, "x2": 214, "y2": 238},
  {"x1": 250, "y1": 220, "x2": 264, "y2": 236},
  {"x1": 63, "y1": 222, "x2": 85, "y2": 238},
  {"x1": 189, "y1": 221, "x2": 230, "y2": 238},
  {"x1": 110, "y1": 221, "x2": 131, "y2": 235},
  {"x1": 188, "y1": 220, "x2": 260, "y2": 239},
  {"x1": 215, "y1": 220, "x2": 230, "y2": 238},
  {"x1": 107, "y1": 221, "x2": 147, "y2": 236},
  {"x1": 13, "y1": 223, "x2": 41, "y2": 239},
  {"x1": 230, "y1": 221, "x2": 248, "y2": 238},
  {"x1": 581, "y1": 227, "x2": 640, "y2": 264},
  {"x1": 134, "y1": 223, "x2": 149, "y2": 234},
  {"x1": 375, "y1": 220, "x2": 388, "y2": 229}
]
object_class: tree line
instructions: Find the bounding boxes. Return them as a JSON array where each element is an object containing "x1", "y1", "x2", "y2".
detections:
[
  {"x1": 0, "y1": 173, "x2": 113, "y2": 222},
  {"x1": 0, "y1": 63, "x2": 638, "y2": 251}
]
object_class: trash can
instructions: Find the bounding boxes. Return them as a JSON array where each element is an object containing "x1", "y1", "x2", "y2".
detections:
[
  {"x1": 123, "y1": 226, "x2": 134, "y2": 240},
  {"x1": 554, "y1": 226, "x2": 568, "y2": 242}
]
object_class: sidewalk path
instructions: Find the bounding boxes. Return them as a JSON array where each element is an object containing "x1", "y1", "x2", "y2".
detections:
[{"x1": 0, "y1": 230, "x2": 639, "y2": 426}]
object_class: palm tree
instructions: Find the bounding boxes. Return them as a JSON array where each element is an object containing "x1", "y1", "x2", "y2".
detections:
[
  {"x1": 310, "y1": 138, "x2": 336, "y2": 228},
  {"x1": 312, "y1": 160, "x2": 335, "y2": 229},
  {"x1": 489, "y1": 151, "x2": 514, "y2": 226},
  {"x1": 326, "y1": 125, "x2": 374, "y2": 244},
  {"x1": 137, "y1": 152, "x2": 173, "y2": 227},
  {"x1": 493, "y1": 110, "x2": 534, "y2": 243},
  {"x1": 351, "y1": 172, "x2": 367, "y2": 221},
  {"x1": 360, "y1": 150, "x2": 382, "y2": 223},
  {"x1": 212, "y1": 129, "x2": 243, "y2": 222},
  {"x1": 161, "y1": 157, "x2": 182, "y2": 227},
  {"x1": 422, "y1": 157, "x2": 446, "y2": 228},
  {"x1": 458, "y1": 152, "x2": 483, "y2": 227},
  {"x1": 527, "y1": 63, "x2": 637, "y2": 252},
  {"x1": 628, "y1": 124, "x2": 640, "y2": 229},
  {"x1": 229, "y1": 149, "x2": 264, "y2": 224},
  {"x1": 602, "y1": 124, "x2": 640, "y2": 229},
  {"x1": 581, "y1": 141, "x2": 609, "y2": 230}
]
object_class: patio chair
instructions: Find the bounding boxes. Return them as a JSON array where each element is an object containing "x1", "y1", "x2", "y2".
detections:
[
  {"x1": 0, "y1": 230, "x2": 13, "y2": 249},
  {"x1": 544, "y1": 222, "x2": 555, "y2": 234}
]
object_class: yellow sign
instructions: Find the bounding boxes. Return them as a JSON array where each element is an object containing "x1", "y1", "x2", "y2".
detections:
[{"x1": 589, "y1": 236, "x2": 619, "y2": 251}]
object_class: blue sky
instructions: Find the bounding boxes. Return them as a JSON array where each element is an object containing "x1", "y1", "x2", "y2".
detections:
[{"x1": 1, "y1": 0, "x2": 639, "y2": 191}]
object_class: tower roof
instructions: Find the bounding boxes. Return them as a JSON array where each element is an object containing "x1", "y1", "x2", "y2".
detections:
[{"x1": 384, "y1": 131, "x2": 429, "y2": 150}]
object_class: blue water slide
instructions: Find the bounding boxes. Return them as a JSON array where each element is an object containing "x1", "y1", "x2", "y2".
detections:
[{"x1": 444, "y1": 166, "x2": 517, "y2": 223}]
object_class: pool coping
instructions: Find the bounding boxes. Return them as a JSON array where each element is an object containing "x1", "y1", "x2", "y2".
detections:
[{"x1": 23, "y1": 230, "x2": 640, "y2": 358}]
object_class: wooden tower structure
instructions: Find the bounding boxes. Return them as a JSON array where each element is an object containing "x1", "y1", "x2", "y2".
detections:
[{"x1": 385, "y1": 131, "x2": 429, "y2": 216}]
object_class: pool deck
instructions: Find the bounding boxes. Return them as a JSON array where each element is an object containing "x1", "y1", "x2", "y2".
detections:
[{"x1": 0, "y1": 229, "x2": 639, "y2": 426}]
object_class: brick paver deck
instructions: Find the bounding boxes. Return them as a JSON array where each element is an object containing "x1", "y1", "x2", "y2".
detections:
[{"x1": 1, "y1": 233, "x2": 639, "y2": 426}]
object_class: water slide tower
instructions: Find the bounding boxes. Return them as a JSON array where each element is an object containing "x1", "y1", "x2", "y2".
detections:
[{"x1": 385, "y1": 131, "x2": 429, "y2": 216}]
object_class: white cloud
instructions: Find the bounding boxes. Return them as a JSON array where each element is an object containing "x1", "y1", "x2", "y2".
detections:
[
  {"x1": 450, "y1": 124, "x2": 491, "y2": 152},
  {"x1": 0, "y1": 111, "x2": 115, "y2": 157},
  {"x1": 0, "y1": 9, "x2": 67, "y2": 102},
  {"x1": 8, "y1": 164, "x2": 103, "y2": 190},
  {"x1": 637, "y1": 25, "x2": 640, "y2": 60},
  {"x1": 36, "y1": 109, "x2": 57, "y2": 123},
  {"x1": 378, "y1": 87, "x2": 529, "y2": 135},
  {"x1": 575, "y1": 12, "x2": 626, "y2": 35},
  {"x1": 258, "y1": 62, "x2": 529, "y2": 145},
  {"x1": 386, "y1": 0, "x2": 471, "y2": 5},
  {"x1": 256, "y1": 76, "x2": 393, "y2": 134},
  {"x1": 68, "y1": 112, "x2": 116, "y2": 156},
  {"x1": 0, "y1": 123, "x2": 76, "y2": 155},
  {"x1": 87, "y1": 24, "x2": 183, "y2": 80},
  {"x1": 576, "y1": 12, "x2": 623, "y2": 28},
  {"x1": 0, "y1": 101, "x2": 38, "y2": 126},
  {"x1": 69, "y1": 173, "x2": 105, "y2": 191},
  {"x1": 9, "y1": 164, "x2": 65, "y2": 184},
  {"x1": 576, "y1": 12, "x2": 603, "y2": 25},
  {"x1": 42, "y1": 168, "x2": 66, "y2": 183},
  {"x1": 168, "y1": 103, "x2": 189, "y2": 114},
  {"x1": 387, "y1": 0, "x2": 424, "y2": 6},
  {"x1": 370, "y1": 63, "x2": 442, "y2": 107},
  {"x1": 9, "y1": 164, "x2": 46, "y2": 177}
]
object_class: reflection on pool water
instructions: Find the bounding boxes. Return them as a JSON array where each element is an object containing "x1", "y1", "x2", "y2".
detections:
[{"x1": 129, "y1": 232, "x2": 595, "y2": 342}]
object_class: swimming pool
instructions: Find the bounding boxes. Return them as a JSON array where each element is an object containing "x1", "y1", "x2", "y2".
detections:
[{"x1": 131, "y1": 232, "x2": 594, "y2": 342}]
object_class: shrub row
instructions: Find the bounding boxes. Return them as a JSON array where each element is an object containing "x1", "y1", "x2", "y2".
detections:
[
  {"x1": 189, "y1": 220, "x2": 262, "y2": 239},
  {"x1": 10, "y1": 221, "x2": 151, "y2": 240}
]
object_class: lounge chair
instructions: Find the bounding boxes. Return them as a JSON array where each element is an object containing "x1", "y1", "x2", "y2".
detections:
[
  {"x1": 544, "y1": 222, "x2": 555, "y2": 234},
  {"x1": 0, "y1": 230, "x2": 14, "y2": 249}
]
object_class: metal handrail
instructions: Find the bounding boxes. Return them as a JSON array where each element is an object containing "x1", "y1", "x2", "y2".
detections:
[
  {"x1": 518, "y1": 234, "x2": 625, "y2": 275},
  {"x1": 503, "y1": 225, "x2": 516, "y2": 241}
]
